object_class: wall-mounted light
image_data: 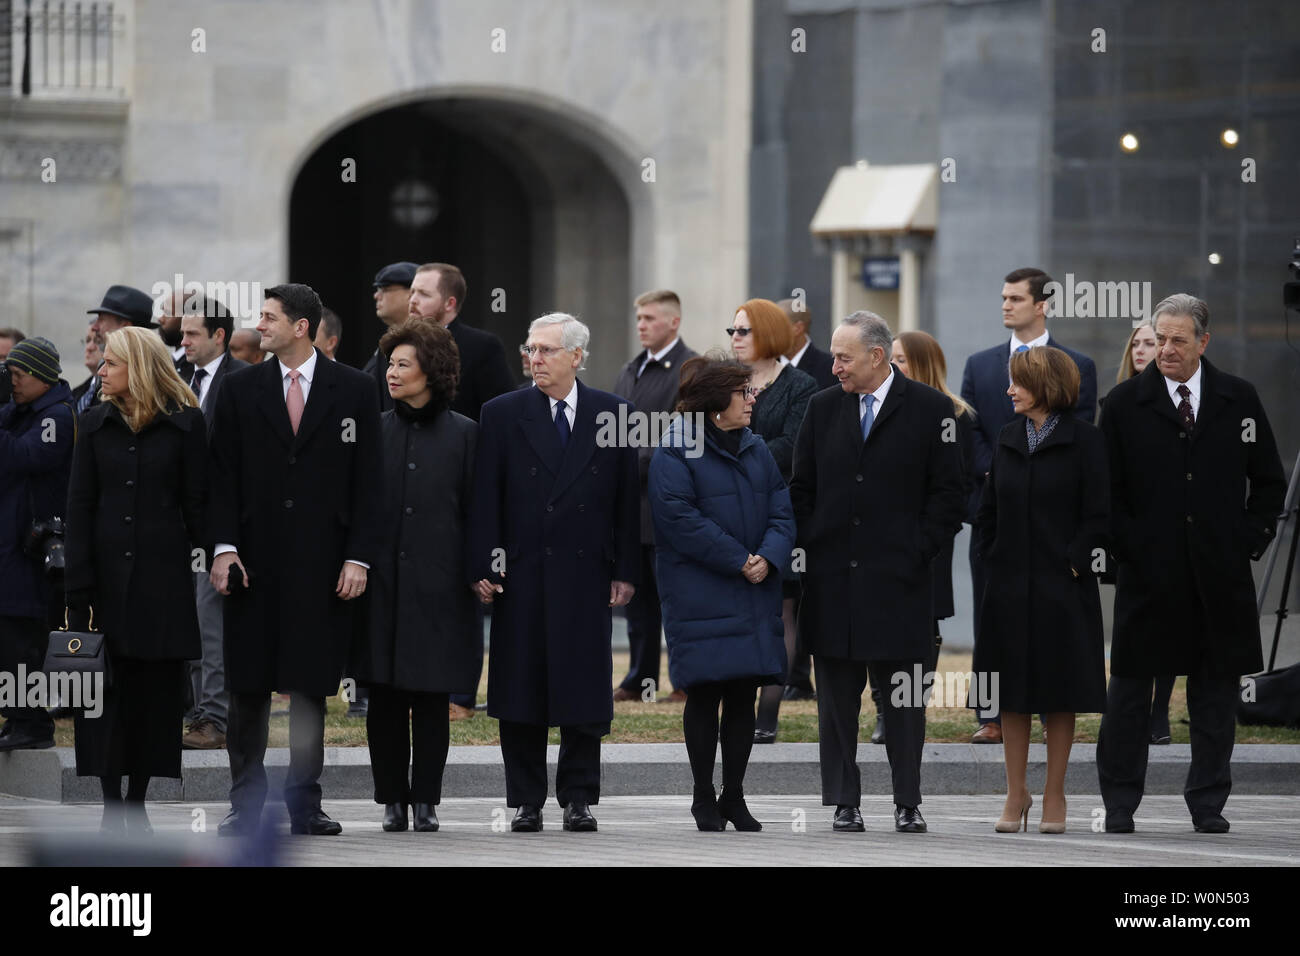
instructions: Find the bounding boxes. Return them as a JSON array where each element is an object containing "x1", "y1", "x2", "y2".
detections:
[
  {"x1": 1220, "y1": 128, "x2": 1239, "y2": 148},
  {"x1": 1208, "y1": 252, "x2": 1222, "y2": 265},
  {"x1": 1120, "y1": 132, "x2": 1139, "y2": 152}
]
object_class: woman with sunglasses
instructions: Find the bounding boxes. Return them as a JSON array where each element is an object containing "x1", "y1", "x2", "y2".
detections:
[{"x1": 728, "y1": 299, "x2": 817, "y2": 744}]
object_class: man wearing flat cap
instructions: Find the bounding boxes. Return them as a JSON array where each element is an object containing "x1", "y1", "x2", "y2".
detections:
[
  {"x1": 0, "y1": 337, "x2": 75, "y2": 751},
  {"x1": 361, "y1": 262, "x2": 419, "y2": 414},
  {"x1": 76, "y1": 285, "x2": 155, "y2": 414}
]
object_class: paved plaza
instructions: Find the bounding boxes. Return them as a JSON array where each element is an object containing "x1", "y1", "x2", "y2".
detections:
[{"x1": 2, "y1": 794, "x2": 1296, "y2": 867}]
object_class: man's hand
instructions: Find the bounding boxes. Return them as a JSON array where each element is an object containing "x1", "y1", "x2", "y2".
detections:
[
  {"x1": 610, "y1": 580, "x2": 635, "y2": 607},
  {"x1": 474, "y1": 577, "x2": 504, "y2": 604},
  {"x1": 336, "y1": 561, "x2": 368, "y2": 600},
  {"x1": 742, "y1": 554, "x2": 770, "y2": 584},
  {"x1": 210, "y1": 552, "x2": 246, "y2": 595}
]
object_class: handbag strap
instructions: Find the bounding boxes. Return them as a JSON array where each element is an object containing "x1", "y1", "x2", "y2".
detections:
[{"x1": 60, "y1": 606, "x2": 95, "y2": 632}]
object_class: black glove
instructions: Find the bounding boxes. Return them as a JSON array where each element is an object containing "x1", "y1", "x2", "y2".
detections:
[{"x1": 64, "y1": 589, "x2": 93, "y2": 613}]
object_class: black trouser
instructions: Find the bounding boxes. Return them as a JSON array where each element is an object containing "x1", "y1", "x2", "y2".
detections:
[
  {"x1": 1098, "y1": 670, "x2": 1238, "y2": 820},
  {"x1": 683, "y1": 679, "x2": 757, "y2": 793},
  {"x1": 227, "y1": 691, "x2": 325, "y2": 819},
  {"x1": 498, "y1": 719, "x2": 601, "y2": 809},
  {"x1": 816, "y1": 656, "x2": 925, "y2": 808},
  {"x1": 367, "y1": 685, "x2": 450, "y2": 804},
  {"x1": 619, "y1": 545, "x2": 663, "y2": 694},
  {"x1": 0, "y1": 615, "x2": 54, "y2": 737},
  {"x1": 450, "y1": 603, "x2": 485, "y2": 709}
]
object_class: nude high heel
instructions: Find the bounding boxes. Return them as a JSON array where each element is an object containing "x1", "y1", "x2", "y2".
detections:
[
  {"x1": 1039, "y1": 799, "x2": 1067, "y2": 834},
  {"x1": 995, "y1": 794, "x2": 1032, "y2": 833}
]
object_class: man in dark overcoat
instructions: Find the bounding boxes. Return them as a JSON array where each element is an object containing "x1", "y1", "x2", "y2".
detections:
[
  {"x1": 1097, "y1": 293, "x2": 1285, "y2": 834},
  {"x1": 610, "y1": 288, "x2": 696, "y2": 703},
  {"x1": 790, "y1": 310, "x2": 965, "y2": 834},
  {"x1": 208, "y1": 283, "x2": 383, "y2": 836},
  {"x1": 469, "y1": 312, "x2": 639, "y2": 833}
]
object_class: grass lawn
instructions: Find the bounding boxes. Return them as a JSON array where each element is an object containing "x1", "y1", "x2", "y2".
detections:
[{"x1": 47, "y1": 651, "x2": 1300, "y2": 748}]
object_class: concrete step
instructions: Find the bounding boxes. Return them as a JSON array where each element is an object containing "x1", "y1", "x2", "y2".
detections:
[{"x1": 2, "y1": 743, "x2": 1298, "y2": 803}]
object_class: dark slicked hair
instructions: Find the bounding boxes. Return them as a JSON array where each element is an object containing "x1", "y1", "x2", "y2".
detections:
[
  {"x1": 265, "y1": 283, "x2": 324, "y2": 339},
  {"x1": 183, "y1": 294, "x2": 234, "y2": 349},
  {"x1": 1004, "y1": 267, "x2": 1054, "y2": 303},
  {"x1": 319, "y1": 307, "x2": 342, "y2": 343},
  {"x1": 380, "y1": 317, "x2": 460, "y2": 409}
]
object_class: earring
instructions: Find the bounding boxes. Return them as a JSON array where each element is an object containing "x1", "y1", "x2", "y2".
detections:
[{"x1": 715, "y1": 413, "x2": 721, "y2": 422}]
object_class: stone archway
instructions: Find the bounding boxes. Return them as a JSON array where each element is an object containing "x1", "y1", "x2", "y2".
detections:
[{"x1": 287, "y1": 90, "x2": 642, "y2": 387}]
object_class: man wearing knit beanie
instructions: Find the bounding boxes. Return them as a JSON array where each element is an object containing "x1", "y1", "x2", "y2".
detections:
[{"x1": 0, "y1": 336, "x2": 76, "y2": 751}]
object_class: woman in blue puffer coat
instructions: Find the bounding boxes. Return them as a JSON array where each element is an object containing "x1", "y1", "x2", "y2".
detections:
[{"x1": 649, "y1": 355, "x2": 795, "y2": 832}]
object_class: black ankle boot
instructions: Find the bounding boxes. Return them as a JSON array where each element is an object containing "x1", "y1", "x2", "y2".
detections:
[
  {"x1": 717, "y1": 787, "x2": 762, "y2": 831},
  {"x1": 691, "y1": 787, "x2": 725, "y2": 831}
]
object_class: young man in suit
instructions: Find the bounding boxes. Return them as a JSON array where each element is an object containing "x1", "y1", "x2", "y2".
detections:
[
  {"x1": 469, "y1": 313, "x2": 639, "y2": 833},
  {"x1": 610, "y1": 289, "x2": 696, "y2": 704},
  {"x1": 362, "y1": 262, "x2": 418, "y2": 412},
  {"x1": 959, "y1": 267, "x2": 1097, "y2": 743},
  {"x1": 1097, "y1": 294, "x2": 1284, "y2": 834},
  {"x1": 790, "y1": 311, "x2": 965, "y2": 834},
  {"x1": 208, "y1": 283, "x2": 383, "y2": 836},
  {"x1": 178, "y1": 293, "x2": 248, "y2": 750}
]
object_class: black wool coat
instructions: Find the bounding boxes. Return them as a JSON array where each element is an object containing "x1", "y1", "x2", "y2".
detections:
[
  {"x1": 65, "y1": 402, "x2": 206, "y2": 660},
  {"x1": 750, "y1": 363, "x2": 819, "y2": 483},
  {"x1": 447, "y1": 318, "x2": 515, "y2": 421},
  {"x1": 355, "y1": 404, "x2": 480, "y2": 694},
  {"x1": 468, "y1": 381, "x2": 640, "y2": 727},
  {"x1": 207, "y1": 351, "x2": 385, "y2": 696},
  {"x1": 973, "y1": 415, "x2": 1109, "y2": 713},
  {"x1": 612, "y1": 338, "x2": 697, "y2": 544},
  {"x1": 789, "y1": 369, "x2": 966, "y2": 662},
  {"x1": 932, "y1": 408, "x2": 977, "y2": 621},
  {"x1": 1100, "y1": 359, "x2": 1285, "y2": 678}
]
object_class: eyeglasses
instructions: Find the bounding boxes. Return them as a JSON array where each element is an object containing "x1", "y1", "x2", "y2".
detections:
[
  {"x1": 724, "y1": 327, "x2": 752, "y2": 337},
  {"x1": 520, "y1": 345, "x2": 569, "y2": 358},
  {"x1": 732, "y1": 387, "x2": 758, "y2": 399}
]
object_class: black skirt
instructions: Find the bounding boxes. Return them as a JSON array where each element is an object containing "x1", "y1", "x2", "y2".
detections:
[{"x1": 74, "y1": 656, "x2": 186, "y2": 778}]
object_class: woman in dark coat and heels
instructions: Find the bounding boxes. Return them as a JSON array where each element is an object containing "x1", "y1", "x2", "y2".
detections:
[
  {"x1": 354, "y1": 318, "x2": 479, "y2": 833},
  {"x1": 728, "y1": 299, "x2": 817, "y2": 743},
  {"x1": 649, "y1": 356, "x2": 796, "y2": 830},
  {"x1": 974, "y1": 346, "x2": 1109, "y2": 834},
  {"x1": 65, "y1": 326, "x2": 207, "y2": 834}
]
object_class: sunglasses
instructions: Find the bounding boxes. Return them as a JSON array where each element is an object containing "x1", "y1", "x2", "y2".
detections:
[{"x1": 724, "y1": 327, "x2": 752, "y2": 337}]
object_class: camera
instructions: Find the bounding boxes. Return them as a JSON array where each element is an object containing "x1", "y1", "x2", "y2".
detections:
[
  {"x1": 23, "y1": 516, "x2": 66, "y2": 576},
  {"x1": 0, "y1": 360, "x2": 11, "y2": 405}
]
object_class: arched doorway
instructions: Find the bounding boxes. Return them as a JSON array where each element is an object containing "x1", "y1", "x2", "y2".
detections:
[{"x1": 289, "y1": 94, "x2": 635, "y2": 386}]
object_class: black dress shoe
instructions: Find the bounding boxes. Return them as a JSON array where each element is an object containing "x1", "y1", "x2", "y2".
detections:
[
  {"x1": 1193, "y1": 813, "x2": 1229, "y2": 834},
  {"x1": 563, "y1": 800, "x2": 598, "y2": 832},
  {"x1": 691, "y1": 788, "x2": 725, "y2": 831},
  {"x1": 752, "y1": 729, "x2": 777, "y2": 744},
  {"x1": 511, "y1": 805, "x2": 543, "y2": 832},
  {"x1": 0, "y1": 727, "x2": 55, "y2": 751},
  {"x1": 782, "y1": 685, "x2": 816, "y2": 701},
  {"x1": 894, "y1": 805, "x2": 927, "y2": 833},
  {"x1": 1104, "y1": 809, "x2": 1135, "y2": 833},
  {"x1": 290, "y1": 810, "x2": 342, "y2": 835},
  {"x1": 717, "y1": 789, "x2": 762, "y2": 831},
  {"x1": 382, "y1": 803, "x2": 408, "y2": 832},
  {"x1": 217, "y1": 809, "x2": 256, "y2": 837},
  {"x1": 413, "y1": 803, "x2": 439, "y2": 832},
  {"x1": 833, "y1": 805, "x2": 865, "y2": 832},
  {"x1": 870, "y1": 716, "x2": 886, "y2": 745}
]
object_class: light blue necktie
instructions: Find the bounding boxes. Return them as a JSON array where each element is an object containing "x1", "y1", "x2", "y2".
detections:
[{"x1": 860, "y1": 394, "x2": 875, "y2": 441}]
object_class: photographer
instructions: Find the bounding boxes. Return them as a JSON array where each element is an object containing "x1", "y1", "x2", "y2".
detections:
[{"x1": 0, "y1": 337, "x2": 75, "y2": 751}]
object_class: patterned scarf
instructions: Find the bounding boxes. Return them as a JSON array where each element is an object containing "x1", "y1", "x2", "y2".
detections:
[{"x1": 1025, "y1": 412, "x2": 1061, "y2": 455}]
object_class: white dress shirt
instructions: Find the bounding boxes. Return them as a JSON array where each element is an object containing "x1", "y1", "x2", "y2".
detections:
[
  {"x1": 861, "y1": 367, "x2": 895, "y2": 425},
  {"x1": 637, "y1": 338, "x2": 679, "y2": 378},
  {"x1": 1164, "y1": 362, "x2": 1202, "y2": 419},
  {"x1": 1009, "y1": 329, "x2": 1050, "y2": 359},
  {"x1": 548, "y1": 380, "x2": 578, "y2": 429},
  {"x1": 790, "y1": 339, "x2": 811, "y2": 368},
  {"x1": 191, "y1": 351, "x2": 226, "y2": 410}
]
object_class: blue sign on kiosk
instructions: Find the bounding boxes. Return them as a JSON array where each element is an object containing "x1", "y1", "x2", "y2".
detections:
[{"x1": 862, "y1": 257, "x2": 900, "y2": 290}]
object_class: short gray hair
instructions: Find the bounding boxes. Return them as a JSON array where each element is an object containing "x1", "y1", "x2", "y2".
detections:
[
  {"x1": 1152, "y1": 293, "x2": 1209, "y2": 337},
  {"x1": 839, "y1": 310, "x2": 893, "y2": 355},
  {"x1": 529, "y1": 312, "x2": 591, "y2": 369}
]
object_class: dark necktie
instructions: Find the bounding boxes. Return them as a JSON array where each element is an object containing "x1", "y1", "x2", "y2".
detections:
[
  {"x1": 638, "y1": 358, "x2": 658, "y2": 379},
  {"x1": 1176, "y1": 384, "x2": 1195, "y2": 431},
  {"x1": 555, "y1": 399, "x2": 570, "y2": 447},
  {"x1": 190, "y1": 367, "x2": 208, "y2": 405},
  {"x1": 77, "y1": 375, "x2": 98, "y2": 413}
]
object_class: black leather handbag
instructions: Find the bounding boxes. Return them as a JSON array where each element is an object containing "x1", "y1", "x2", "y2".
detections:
[{"x1": 44, "y1": 608, "x2": 111, "y2": 686}]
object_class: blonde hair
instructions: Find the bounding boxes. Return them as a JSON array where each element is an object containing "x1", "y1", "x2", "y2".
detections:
[
  {"x1": 894, "y1": 331, "x2": 974, "y2": 419},
  {"x1": 1116, "y1": 322, "x2": 1154, "y2": 384},
  {"x1": 102, "y1": 326, "x2": 197, "y2": 431}
]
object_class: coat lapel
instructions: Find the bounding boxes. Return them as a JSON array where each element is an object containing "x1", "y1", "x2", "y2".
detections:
[
  {"x1": 520, "y1": 385, "x2": 564, "y2": 478},
  {"x1": 1134, "y1": 362, "x2": 1190, "y2": 432},
  {"x1": 255, "y1": 358, "x2": 295, "y2": 448},
  {"x1": 1190, "y1": 358, "x2": 1228, "y2": 444},
  {"x1": 867, "y1": 367, "x2": 905, "y2": 439},
  {"x1": 549, "y1": 380, "x2": 599, "y2": 497},
  {"x1": 292, "y1": 349, "x2": 335, "y2": 449}
]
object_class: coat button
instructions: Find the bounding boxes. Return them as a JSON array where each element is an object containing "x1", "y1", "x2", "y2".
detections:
[
  {"x1": 1186, "y1": 515, "x2": 1193, "y2": 523},
  {"x1": 288, "y1": 456, "x2": 296, "y2": 465},
  {"x1": 852, "y1": 516, "x2": 861, "y2": 526},
  {"x1": 545, "y1": 547, "x2": 553, "y2": 556},
  {"x1": 123, "y1": 515, "x2": 132, "y2": 523},
  {"x1": 849, "y1": 559, "x2": 858, "y2": 568},
  {"x1": 284, "y1": 499, "x2": 294, "y2": 509},
  {"x1": 855, "y1": 474, "x2": 863, "y2": 482},
  {"x1": 125, "y1": 480, "x2": 134, "y2": 488},
  {"x1": 1179, "y1": 431, "x2": 1187, "y2": 439},
  {"x1": 404, "y1": 506, "x2": 414, "y2": 515},
  {"x1": 591, "y1": 466, "x2": 598, "y2": 474},
  {"x1": 408, "y1": 462, "x2": 417, "y2": 470},
  {"x1": 577, "y1": 549, "x2": 585, "y2": 557},
  {"x1": 546, "y1": 505, "x2": 554, "y2": 512},
  {"x1": 1186, "y1": 473, "x2": 1193, "y2": 480},
  {"x1": 124, "y1": 551, "x2": 132, "y2": 559},
  {"x1": 127, "y1": 445, "x2": 136, "y2": 453},
  {"x1": 530, "y1": 467, "x2": 538, "y2": 476},
  {"x1": 577, "y1": 504, "x2": 585, "y2": 513},
  {"x1": 399, "y1": 551, "x2": 407, "y2": 560}
]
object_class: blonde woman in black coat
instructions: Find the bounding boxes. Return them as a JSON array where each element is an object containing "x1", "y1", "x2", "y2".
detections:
[
  {"x1": 356, "y1": 318, "x2": 479, "y2": 833},
  {"x1": 65, "y1": 326, "x2": 207, "y2": 834},
  {"x1": 973, "y1": 347, "x2": 1108, "y2": 834}
]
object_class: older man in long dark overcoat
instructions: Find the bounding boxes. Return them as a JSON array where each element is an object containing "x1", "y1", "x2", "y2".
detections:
[
  {"x1": 1097, "y1": 293, "x2": 1285, "y2": 834},
  {"x1": 469, "y1": 312, "x2": 639, "y2": 833},
  {"x1": 208, "y1": 284, "x2": 383, "y2": 836},
  {"x1": 790, "y1": 311, "x2": 965, "y2": 834}
]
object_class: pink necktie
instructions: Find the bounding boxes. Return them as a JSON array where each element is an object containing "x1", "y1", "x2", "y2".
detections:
[{"x1": 287, "y1": 369, "x2": 304, "y2": 434}]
